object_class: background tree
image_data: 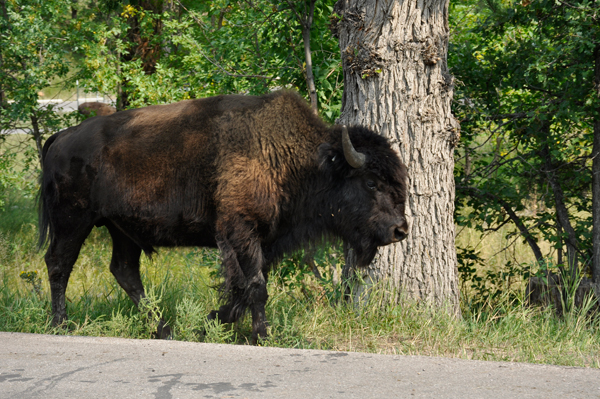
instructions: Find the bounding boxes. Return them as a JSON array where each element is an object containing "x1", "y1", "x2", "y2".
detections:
[
  {"x1": 590, "y1": 1, "x2": 600, "y2": 290},
  {"x1": 177, "y1": 0, "x2": 343, "y2": 120},
  {"x1": 0, "y1": 0, "x2": 76, "y2": 163},
  {"x1": 75, "y1": 0, "x2": 343, "y2": 119},
  {"x1": 450, "y1": 0, "x2": 600, "y2": 298},
  {"x1": 333, "y1": 0, "x2": 461, "y2": 311}
]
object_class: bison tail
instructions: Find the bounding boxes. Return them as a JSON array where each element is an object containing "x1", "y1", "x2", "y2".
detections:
[
  {"x1": 37, "y1": 133, "x2": 60, "y2": 251},
  {"x1": 37, "y1": 179, "x2": 53, "y2": 251}
]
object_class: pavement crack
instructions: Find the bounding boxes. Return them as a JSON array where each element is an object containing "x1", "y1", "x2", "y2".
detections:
[{"x1": 11, "y1": 358, "x2": 127, "y2": 398}]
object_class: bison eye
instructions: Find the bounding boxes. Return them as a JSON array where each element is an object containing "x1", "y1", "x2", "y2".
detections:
[{"x1": 366, "y1": 180, "x2": 377, "y2": 191}]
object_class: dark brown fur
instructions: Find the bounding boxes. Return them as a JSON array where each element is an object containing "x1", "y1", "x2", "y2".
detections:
[
  {"x1": 78, "y1": 102, "x2": 116, "y2": 117},
  {"x1": 39, "y1": 91, "x2": 408, "y2": 343}
]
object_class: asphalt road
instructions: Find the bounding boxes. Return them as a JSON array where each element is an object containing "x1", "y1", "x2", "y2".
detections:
[{"x1": 1, "y1": 332, "x2": 599, "y2": 398}]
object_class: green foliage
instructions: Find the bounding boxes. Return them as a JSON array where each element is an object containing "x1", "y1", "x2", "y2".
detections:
[
  {"x1": 450, "y1": 0, "x2": 600, "y2": 276},
  {"x1": 276, "y1": 253, "x2": 315, "y2": 292},
  {"x1": 0, "y1": 0, "x2": 83, "y2": 198},
  {"x1": 458, "y1": 246, "x2": 534, "y2": 310},
  {"x1": 3, "y1": 0, "x2": 600, "y2": 366},
  {"x1": 0, "y1": 0, "x2": 79, "y2": 134},
  {"x1": 273, "y1": 243, "x2": 346, "y2": 304},
  {"x1": 1, "y1": 0, "x2": 72, "y2": 110},
  {"x1": 0, "y1": 150, "x2": 17, "y2": 211},
  {"x1": 19, "y1": 270, "x2": 42, "y2": 298},
  {"x1": 76, "y1": 3, "x2": 194, "y2": 107},
  {"x1": 72, "y1": 0, "x2": 342, "y2": 120},
  {"x1": 556, "y1": 262, "x2": 598, "y2": 317}
]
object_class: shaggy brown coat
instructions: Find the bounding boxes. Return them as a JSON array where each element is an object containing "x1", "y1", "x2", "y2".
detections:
[
  {"x1": 39, "y1": 91, "x2": 408, "y2": 343},
  {"x1": 77, "y1": 102, "x2": 117, "y2": 117}
]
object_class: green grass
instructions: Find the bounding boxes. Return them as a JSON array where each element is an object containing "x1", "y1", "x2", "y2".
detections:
[{"x1": 1, "y1": 191, "x2": 599, "y2": 368}]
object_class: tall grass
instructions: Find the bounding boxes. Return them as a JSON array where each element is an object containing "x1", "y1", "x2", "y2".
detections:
[{"x1": 1, "y1": 191, "x2": 598, "y2": 368}]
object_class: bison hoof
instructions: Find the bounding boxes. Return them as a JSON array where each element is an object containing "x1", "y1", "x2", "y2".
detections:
[
  {"x1": 51, "y1": 315, "x2": 70, "y2": 331},
  {"x1": 251, "y1": 335, "x2": 268, "y2": 346},
  {"x1": 153, "y1": 320, "x2": 172, "y2": 340},
  {"x1": 250, "y1": 325, "x2": 269, "y2": 345}
]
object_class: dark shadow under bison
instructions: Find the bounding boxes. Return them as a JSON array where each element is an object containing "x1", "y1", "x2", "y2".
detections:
[{"x1": 38, "y1": 90, "x2": 408, "y2": 343}]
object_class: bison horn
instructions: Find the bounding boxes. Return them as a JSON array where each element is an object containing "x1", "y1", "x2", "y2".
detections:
[{"x1": 342, "y1": 126, "x2": 366, "y2": 169}]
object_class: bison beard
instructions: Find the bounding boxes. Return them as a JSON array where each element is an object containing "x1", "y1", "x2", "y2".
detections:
[{"x1": 38, "y1": 91, "x2": 408, "y2": 344}]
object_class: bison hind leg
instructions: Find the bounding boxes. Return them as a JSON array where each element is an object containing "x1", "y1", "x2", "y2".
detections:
[
  {"x1": 44, "y1": 221, "x2": 94, "y2": 328},
  {"x1": 106, "y1": 222, "x2": 171, "y2": 339}
]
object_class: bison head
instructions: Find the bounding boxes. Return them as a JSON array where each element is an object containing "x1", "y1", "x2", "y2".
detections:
[{"x1": 319, "y1": 126, "x2": 409, "y2": 267}]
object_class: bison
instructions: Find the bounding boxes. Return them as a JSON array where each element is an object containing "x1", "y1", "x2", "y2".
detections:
[
  {"x1": 77, "y1": 101, "x2": 117, "y2": 117},
  {"x1": 39, "y1": 90, "x2": 408, "y2": 343}
]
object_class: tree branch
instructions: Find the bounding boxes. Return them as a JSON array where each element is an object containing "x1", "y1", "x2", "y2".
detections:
[
  {"x1": 458, "y1": 185, "x2": 545, "y2": 264},
  {"x1": 540, "y1": 142, "x2": 579, "y2": 277}
]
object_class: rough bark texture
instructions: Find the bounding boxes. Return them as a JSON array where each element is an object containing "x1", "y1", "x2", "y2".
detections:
[{"x1": 333, "y1": 0, "x2": 460, "y2": 312}]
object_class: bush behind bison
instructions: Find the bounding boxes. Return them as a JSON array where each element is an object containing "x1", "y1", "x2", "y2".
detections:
[{"x1": 39, "y1": 90, "x2": 408, "y2": 343}]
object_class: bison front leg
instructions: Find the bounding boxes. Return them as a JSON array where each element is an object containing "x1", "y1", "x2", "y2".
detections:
[
  {"x1": 210, "y1": 229, "x2": 269, "y2": 344},
  {"x1": 248, "y1": 274, "x2": 269, "y2": 344}
]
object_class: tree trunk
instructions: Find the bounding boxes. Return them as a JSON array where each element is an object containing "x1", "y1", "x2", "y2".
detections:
[
  {"x1": 286, "y1": 0, "x2": 318, "y2": 114},
  {"x1": 301, "y1": 1, "x2": 318, "y2": 114},
  {"x1": 333, "y1": 0, "x2": 460, "y2": 313},
  {"x1": 541, "y1": 143, "x2": 579, "y2": 278},
  {"x1": 30, "y1": 114, "x2": 44, "y2": 168},
  {"x1": 557, "y1": 217, "x2": 563, "y2": 267}
]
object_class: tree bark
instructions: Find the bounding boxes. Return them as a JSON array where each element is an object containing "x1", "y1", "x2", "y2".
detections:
[{"x1": 334, "y1": 0, "x2": 460, "y2": 313}]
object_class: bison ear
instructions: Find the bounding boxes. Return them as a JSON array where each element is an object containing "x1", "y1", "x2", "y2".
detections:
[{"x1": 317, "y1": 143, "x2": 344, "y2": 173}]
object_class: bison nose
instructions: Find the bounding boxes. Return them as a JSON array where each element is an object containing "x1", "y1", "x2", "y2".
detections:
[
  {"x1": 389, "y1": 221, "x2": 408, "y2": 243},
  {"x1": 394, "y1": 227, "x2": 407, "y2": 242}
]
